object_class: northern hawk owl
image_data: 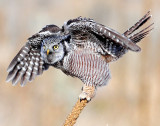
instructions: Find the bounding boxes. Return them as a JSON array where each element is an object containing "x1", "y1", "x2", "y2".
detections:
[{"x1": 6, "y1": 11, "x2": 153, "y2": 101}]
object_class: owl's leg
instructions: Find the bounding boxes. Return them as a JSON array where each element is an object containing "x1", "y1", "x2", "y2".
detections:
[{"x1": 79, "y1": 84, "x2": 96, "y2": 102}]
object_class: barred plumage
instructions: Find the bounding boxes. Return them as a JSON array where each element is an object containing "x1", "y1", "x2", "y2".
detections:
[
  {"x1": 63, "y1": 49, "x2": 111, "y2": 87},
  {"x1": 6, "y1": 11, "x2": 153, "y2": 101}
]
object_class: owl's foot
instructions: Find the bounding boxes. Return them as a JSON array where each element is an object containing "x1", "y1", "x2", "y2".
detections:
[{"x1": 79, "y1": 85, "x2": 96, "y2": 102}]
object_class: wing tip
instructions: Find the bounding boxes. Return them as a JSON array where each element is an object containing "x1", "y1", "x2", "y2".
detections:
[
  {"x1": 7, "y1": 60, "x2": 17, "y2": 73},
  {"x1": 20, "y1": 80, "x2": 27, "y2": 87},
  {"x1": 6, "y1": 77, "x2": 10, "y2": 83},
  {"x1": 131, "y1": 45, "x2": 141, "y2": 52}
]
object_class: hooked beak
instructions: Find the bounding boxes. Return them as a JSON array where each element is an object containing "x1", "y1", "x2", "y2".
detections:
[{"x1": 47, "y1": 49, "x2": 50, "y2": 55}]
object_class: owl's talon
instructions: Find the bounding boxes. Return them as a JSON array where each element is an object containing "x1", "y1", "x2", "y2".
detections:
[
  {"x1": 79, "y1": 85, "x2": 96, "y2": 102},
  {"x1": 79, "y1": 92, "x2": 91, "y2": 102}
]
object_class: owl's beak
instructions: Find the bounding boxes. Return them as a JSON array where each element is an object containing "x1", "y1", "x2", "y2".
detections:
[{"x1": 47, "y1": 49, "x2": 50, "y2": 55}]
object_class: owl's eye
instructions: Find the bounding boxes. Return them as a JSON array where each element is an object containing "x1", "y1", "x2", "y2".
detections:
[
  {"x1": 53, "y1": 45, "x2": 59, "y2": 50},
  {"x1": 43, "y1": 45, "x2": 46, "y2": 49}
]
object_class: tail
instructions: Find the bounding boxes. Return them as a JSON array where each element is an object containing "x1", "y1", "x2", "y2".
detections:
[
  {"x1": 123, "y1": 10, "x2": 154, "y2": 43},
  {"x1": 115, "y1": 10, "x2": 153, "y2": 59}
]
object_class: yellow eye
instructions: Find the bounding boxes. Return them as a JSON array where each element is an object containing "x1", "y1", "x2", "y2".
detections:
[{"x1": 53, "y1": 45, "x2": 59, "y2": 50}]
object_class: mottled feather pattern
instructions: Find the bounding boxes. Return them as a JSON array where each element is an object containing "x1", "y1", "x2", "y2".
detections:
[
  {"x1": 28, "y1": 25, "x2": 61, "y2": 48},
  {"x1": 39, "y1": 24, "x2": 61, "y2": 33}
]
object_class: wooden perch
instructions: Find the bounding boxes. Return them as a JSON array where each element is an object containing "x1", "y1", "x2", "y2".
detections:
[{"x1": 63, "y1": 99, "x2": 88, "y2": 126}]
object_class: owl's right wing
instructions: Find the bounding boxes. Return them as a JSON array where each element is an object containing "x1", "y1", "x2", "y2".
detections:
[{"x1": 6, "y1": 25, "x2": 61, "y2": 86}]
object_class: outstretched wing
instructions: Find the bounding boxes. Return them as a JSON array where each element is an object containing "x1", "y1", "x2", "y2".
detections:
[
  {"x1": 116, "y1": 10, "x2": 153, "y2": 58},
  {"x1": 123, "y1": 10, "x2": 153, "y2": 43},
  {"x1": 62, "y1": 17, "x2": 141, "y2": 52},
  {"x1": 62, "y1": 11, "x2": 153, "y2": 59},
  {"x1": 6, "y1": 25, "x2": 61, "y2": 86}
]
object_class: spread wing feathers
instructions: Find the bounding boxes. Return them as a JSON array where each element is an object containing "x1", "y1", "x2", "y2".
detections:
[
  {"x1": 128, "y1": 23, "x2": 153, "y2": 43},
  {"x1": 123, "y1": 10, "x2": 152, "y2": 38},
  {"x1": 63, "y1": 16, "x2": 141, "y2": 52},
  {"x1": 114, "y1": 11, "x2": 153, "y2": 58},
  {"x1": 6, "y1": 43, "x2": 44, "y2": 86},
  {"x1": 123, "y1": 10, "x2": 153, "y2": 43},
  {"x1": 6, "y1": 24, "x2": 60, "y2": 86}
]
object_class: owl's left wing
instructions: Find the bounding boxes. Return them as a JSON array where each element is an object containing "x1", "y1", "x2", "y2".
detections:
[
  {"x1": 6, "y1": 25, "x2": 61, "y2": 86},
  {"x1": 62, "y1": 17, "x2": 141, "y2": 52},
  {"x1": 62, "y1": 11, "x2": 153, "y2": 55}
]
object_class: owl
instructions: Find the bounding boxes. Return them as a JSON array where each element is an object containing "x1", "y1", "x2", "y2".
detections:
[{"x1": 6, "y1": 11, "x2": 153, "y2": 101}]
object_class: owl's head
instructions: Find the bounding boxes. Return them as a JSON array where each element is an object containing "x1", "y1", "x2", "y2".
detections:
[{"x1": 41, "y1": 36, "x2": 64, "y2": 64}]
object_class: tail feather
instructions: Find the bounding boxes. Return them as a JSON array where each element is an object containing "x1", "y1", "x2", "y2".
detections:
[
  {"x1": 115, "y1": 11, "x2": 153, "y2": 59},
  {"x1": 129, "y1": 23, "x2": 154, "y2": 43},
  {"x1": 123, "y1": 10, "x2": 152, "y2": 37}
]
